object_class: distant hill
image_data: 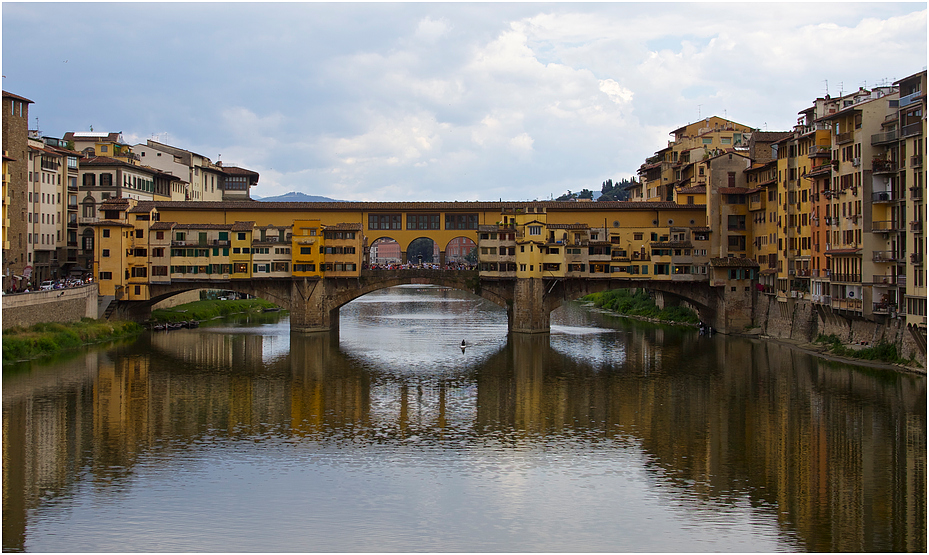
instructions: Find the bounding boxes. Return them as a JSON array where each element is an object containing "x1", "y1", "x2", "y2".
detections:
[{"x1": 255, "y1": 191, "x2": 342, "y2": 202}]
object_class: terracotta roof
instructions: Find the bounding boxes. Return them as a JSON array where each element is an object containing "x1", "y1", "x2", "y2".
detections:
[
  {"x1": 710, "y1": 257, "x2": 759, "y2": 268},
  {"x1": 324, "y1": 223, "x2": 363, "y2": 231},
  {"x1": 718, "y1": 187, "x2": 749, "y2": 194},
  {"x1": 80, "y1": 156, "x2": 139, "y2": 168},
  {"x1": 29, "y1": 144, "x2": 63, "y2": 156},
  {"x1": 677, "y1": 186, "x2": 706, "y2": 194},
  {"x1": 172, "y1": 223, "x2": 235, "y2": 230},
  {"x1": 86, "y1": 220, "x2": 134, "y2": 228},
  {"x1": 218, "y1": 165, "x2": 259, "y2": 177},
  {"x1": 100, "y1": 198, "x2": 131, "y2": 208},
  {"x1": 548, "y1": 224, "x2": 590, "y2": 230},
  {"x1": 231, "y1": 221, "x2": 255, "y2": 231},
  {"x1": 149, "y1": 222, "x2": 176, "y2": 230},
  {"x1": 691, "y1": 226, "x2": 711, "y2": 232},
  {"x1": 2, "y1": 90, "x2": 33, "y2": 103}
]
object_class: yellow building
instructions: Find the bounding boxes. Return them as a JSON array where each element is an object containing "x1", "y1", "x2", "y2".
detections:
[{"x1": 291, "y1": 219, "x2": 324, "y2": 277}]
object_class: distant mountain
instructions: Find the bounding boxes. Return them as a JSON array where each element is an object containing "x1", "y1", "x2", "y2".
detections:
[{"x1": 256, "y1": 191, "x2": 343, "y2": 202}]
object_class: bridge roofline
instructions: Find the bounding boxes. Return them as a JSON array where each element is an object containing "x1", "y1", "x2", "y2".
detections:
[{"x1": 134, "y1": 200, "x2": 705, "y2": 212}]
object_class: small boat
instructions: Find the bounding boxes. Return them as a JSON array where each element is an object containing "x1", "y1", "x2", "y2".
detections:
[{"x1": 263, "y1": 307, "x2": 281, "y2": 313}]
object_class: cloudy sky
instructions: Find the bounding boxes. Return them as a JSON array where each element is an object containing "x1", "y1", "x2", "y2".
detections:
[{"x1": 2, "y1": 2, "x2": 926, "y2": 201}]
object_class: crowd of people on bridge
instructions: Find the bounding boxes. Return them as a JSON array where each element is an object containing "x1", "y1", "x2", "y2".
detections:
[
  {"x1": 4, "y1": 275, "x2": 93, "y2": 295},
  {"x1": 364, "y1": 262, "x2": 476, "y2": 271}
]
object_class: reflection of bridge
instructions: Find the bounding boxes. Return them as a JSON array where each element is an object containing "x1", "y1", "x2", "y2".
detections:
[{"x1": 125, "y1": 268, "x2": 743, "y2": 334}]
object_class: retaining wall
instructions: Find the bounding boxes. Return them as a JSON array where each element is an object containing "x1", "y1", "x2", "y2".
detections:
[
  {"x1": 2, "y1": 284, "x2": 99, "y2": 330},
  {"x1": 754, "y1": 292, "x2": 926, "y2": 369}
]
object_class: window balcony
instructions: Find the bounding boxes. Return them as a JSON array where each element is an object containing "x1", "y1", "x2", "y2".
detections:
[
  {"x1": 871, "y1": 159, "x2": 897, "y2": 174},
  {"x1": 870, "y1": 130, "x2": 898, "y2": 145},
  {"x1": 836, "y1": 131, "x2": 855, "y2": 145},
  {"x1": 872, "y1": 250, "x2": 899, "y2": 263},
  {"x1": 912, "y1": 155, "x2": 923, "y2": 168},
  {"x1": 911, "y1": 220, "x2": 923, "y2": 233},
  {"x1": 872, "y1": 190, "x2": 897, "y2": 202},
  {"x1": 910, "y1": 186, "x2": 924, "y2": 200},
  {"x1": 872, "y1": 302, "x2": 897, "y2": 314},
  {"x1": 872, "y1": 220, "x2": 901, "y2": 232},
  {"x1": 873, "y1": 274, "x2": 906, "y2": 286},
  {"x1": 910, "y1": 252, "x2": 923, "y2": 265},
  {"x1": 902, "y1": 122, "x2": 922, "y2": 138}
]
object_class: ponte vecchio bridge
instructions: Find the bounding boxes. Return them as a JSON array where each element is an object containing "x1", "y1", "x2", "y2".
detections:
[{"x1": 102, "y1": 200, "x2": 757, "y2": 334}]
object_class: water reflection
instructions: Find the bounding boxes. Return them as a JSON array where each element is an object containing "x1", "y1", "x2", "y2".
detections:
[{"x1": 2, "y1": 287, "x2": 925, "y2": 552}]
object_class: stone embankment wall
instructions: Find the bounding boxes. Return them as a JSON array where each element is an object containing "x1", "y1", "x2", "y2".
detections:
[
  {"x1": 754, "y1": 293, "x2": 927, "y2": 368},
  {"x1": 1, "y1": 284, "x2": 99, "y2": 330}
]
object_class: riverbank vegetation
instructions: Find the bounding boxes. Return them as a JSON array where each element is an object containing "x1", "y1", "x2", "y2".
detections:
[
  {"x1": 150, "y1": 298, "x2": 282, "y2": 324},
  {"x1": 2, "y1": 319, "x2": 143, "y2": 363},
  {"x1": 581, "y1": 289, "x2": 699, "y2": 324},
  {"x1": 814, "y1": 334, "x2": 915, "y2": 366}
]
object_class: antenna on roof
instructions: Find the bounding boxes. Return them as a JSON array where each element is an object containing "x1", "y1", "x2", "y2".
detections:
[{"x1": 824, "y1": 79, "x2": 828, "y2": 95}]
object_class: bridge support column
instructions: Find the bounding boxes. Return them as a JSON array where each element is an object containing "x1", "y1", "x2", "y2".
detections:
[
  {"x1": 290, "y1": 279, "x2": 337, "y2": 333},
  {"x1": 508, "y1": 278, "x2": 550, "y2": 334}
]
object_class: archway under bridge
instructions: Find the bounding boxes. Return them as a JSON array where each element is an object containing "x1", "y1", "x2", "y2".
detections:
[
  {"x1": 367, "y1": 236, "x2": 477, "y2": 267},
  {"x1": 116, "y1": 271, "x2": 749, "y2": 335}
]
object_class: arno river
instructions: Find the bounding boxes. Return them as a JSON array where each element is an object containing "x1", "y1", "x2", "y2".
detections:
[{"x1": 2, "y1": 286, "x2": 926, "y2": 552}]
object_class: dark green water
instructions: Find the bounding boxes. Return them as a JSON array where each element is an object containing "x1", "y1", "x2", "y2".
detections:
[{"x1": 2, "y1": 285, "x2": 925, "y2": 551}]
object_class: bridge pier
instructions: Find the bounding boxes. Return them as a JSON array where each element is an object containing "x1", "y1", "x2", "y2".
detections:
[
  {"x1": 290, "y1": 278, "x2": 338, "y2": 333},
  {"x1": 508, "y1": 278, "x2": 551, "y2": 334}
]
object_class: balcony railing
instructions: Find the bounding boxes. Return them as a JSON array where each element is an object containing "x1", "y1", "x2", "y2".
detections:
[
  {"x1": 872, "y1": 220, "x2": 900, "y2": 232},
  {"x1": 831, "y1": 298, "x2": 863, "y2": 311},
  {"x1": 872, "y1": 250, "x2": 899, "y2": 263},
  {"x1": 871, "y1": 159, "x2": 897, "y2": 173},
  {"x1": 872, "y1": 190, "x2": 896, "y2": 202},
  {"x1": 911, "y1": 220, "x2": 924, "y2": 233},
  {"x1": 872, "y1": 302, "x2": 897, "y2": 314},
  {"x1": 902, "y1": 122, "x2": 922, "y2": 137},
  {"x1": 910, "y1": 252, "x2": 924, "y2": 265},
  {"x1": 808, "y1": 145, "x2": 832, "y2": 157},
  {"x1": 873, "y1": 274, "x2": 906, "y2": 286},
  {"x1": 870, "y1": 130, "x2": 897, "y2": 145},
  {"x1": 911, "y1": 186, "x2": 924, "y2": 200},
  {"x1": 832, "y1": 273, "x2": 861, "y2": 283},
  {"x1": 912, "y1": 155, "x2": 923, "y2": 168},
  {"x1": 836, "y1": 131, "x2": 854, "y2": 145}
]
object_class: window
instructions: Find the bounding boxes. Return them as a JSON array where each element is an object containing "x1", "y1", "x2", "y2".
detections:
[
  {"x1": 156, "y1": 231, "x2": 164, "y2": 240},
  {"x1": 300, "y1": 247, "x2": 312, "y2": 255},
  {"x1": 445, "y1": 213, "x2": 479, "y2": 230},
  {"x1": 130, "y1": 267, "x2": 147, "y2": 278},
  {"x1": 83, "y1": 173, "x2": 96, "y2": 187},
  {"x1": 528, "y1": 226, "x2": 542, "y2": 236},
  {"x1": 237, "y1": 232, "x2": 246, "y2": 240},
  {"x1": 152, "y1": 266, "x2": 168, "y2": 276},
  {"x1": 99, "y1": 271, "x2": 112, "y2": 280},
  {"x1": 102, "y1": 229, "x2": 110, "y2": 238},
  {"x1": 369, "y1": 214, "x2": 402, "y2": 230},
  {"x1": 294, "y1": 263, "x2": 316, "y2": 272},
  {"x1": 102, "y1": 249, "x2": 110, "y2": 257},
  {"x1": 407, "y1": 214, "x2": 440, "y2": 230},
  {"x1": 233, "y1": 263, "x2": 248, "y2": 273},
  {"x1": 152, "y1": 248, "x2": 164, "y2": 257}
]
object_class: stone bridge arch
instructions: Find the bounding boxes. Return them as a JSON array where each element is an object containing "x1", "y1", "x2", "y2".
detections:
[{"x1": 291, "y1": 270, "x2": 511, "y2": 332}]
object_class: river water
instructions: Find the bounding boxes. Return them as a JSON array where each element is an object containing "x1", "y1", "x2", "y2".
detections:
[{"x1": 2, "y1": 285, "x2": 926, "y2": 552}]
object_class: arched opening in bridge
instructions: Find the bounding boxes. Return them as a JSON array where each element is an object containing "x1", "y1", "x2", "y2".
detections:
[
  {"x1": 406, "y1": 237, "x2": 438, "y2": 265},
  {"x1": 444, "y1": 236, "x2": 477, "y2": 268},
  {"x1": 369, "y1": 237, "x2": 401, "y2": 266}
]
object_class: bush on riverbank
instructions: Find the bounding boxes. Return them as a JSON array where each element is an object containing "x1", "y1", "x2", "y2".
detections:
[
  {"x1": 581, "y1": 289, "x2": 699, "y2": 324},
  {"x1": 814, "y1": 334, "x2": 912, "y2": 365},
  {"x1": 150, "y1": 298, "x2": 281, "y2": 323},
  {"x1": 2, "y1": 318, "x2": 143, "y2": 363}
]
